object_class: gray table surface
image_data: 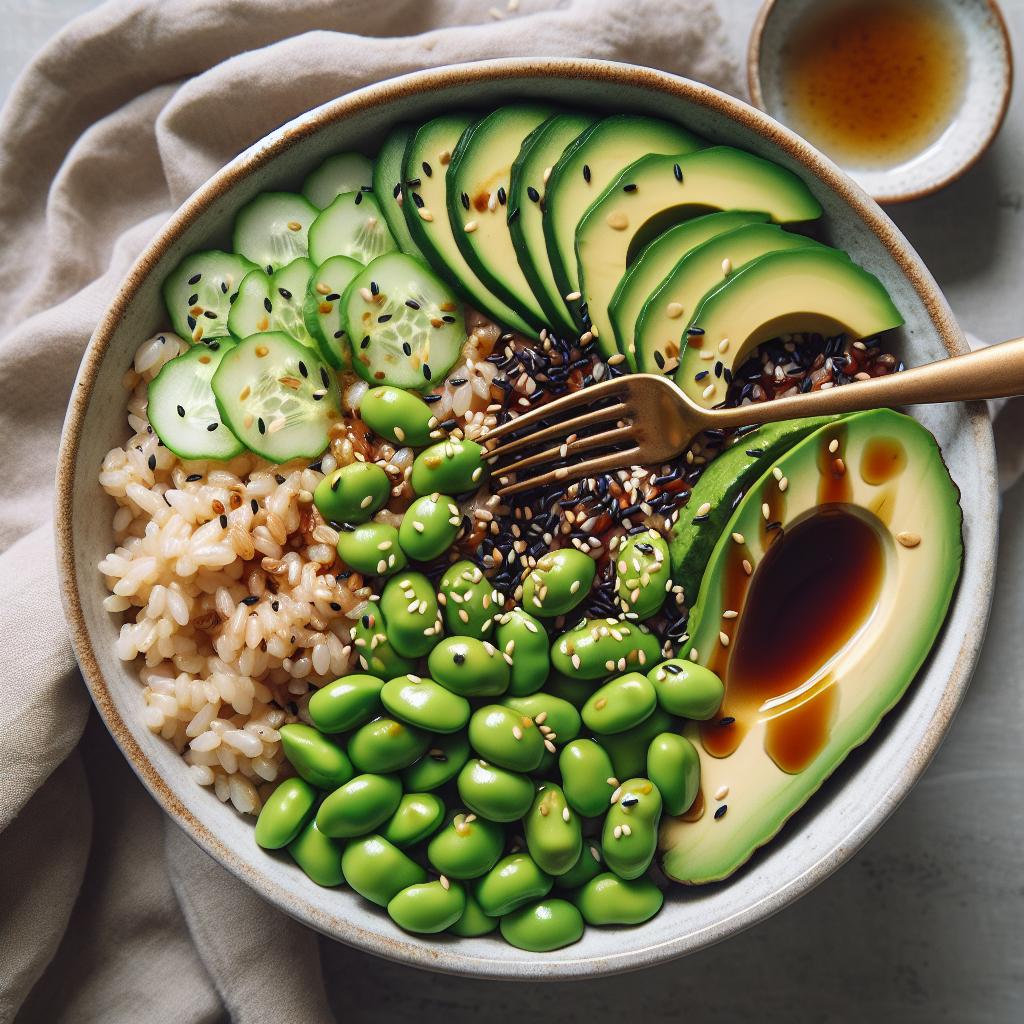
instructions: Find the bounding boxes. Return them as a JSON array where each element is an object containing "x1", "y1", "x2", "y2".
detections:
[{"x1": 3, "y1": 1, "x2": 1021, "y2": 1020}]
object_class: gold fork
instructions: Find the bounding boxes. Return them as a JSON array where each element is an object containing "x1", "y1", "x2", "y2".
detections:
[{"x1": 481, "y1": 337, "x2": 1023, "y2": 496}]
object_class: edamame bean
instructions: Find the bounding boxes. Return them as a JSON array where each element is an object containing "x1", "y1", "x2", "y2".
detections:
[
  {"x1": 647, "y1": 733, "x2": 701, "y2": 816},
  {"x1": 379, "y1": 572, "x2": 442, "y2": 658},
  {"x1": 598, "y1": 707, "x2": 673, "y2": 781},
  {"x1": 581, "y1": 673, "x2": 657, "y2": 735},
  {"x1": 521, "y1": 549, "x2": 596, "y2": 618},
  {"x1": 347, "y1": 716, "x2": 430, "y2": 773},
  {"x1": 495, "y1": 608, "x2": 550, "y2": 696},
  {"x1": 439, "y1": 560, "x2": 499, "y2": 639},
  {"x1": 279, "y1": 723, "x2": 354, "y2": 790},
  {"x1": 467, "y1": 704, "x2": 545, "y2": 772},
  {"x1": 614, "y1": 529, "x2": 671, "y2": 619},
  {"x1": 524, "y1": 784, "x2": 582, "y2": 876},
  {"x1": 555, "y1": 842, "x2": 604, "y2": 890},
  {"x1": 503, "y1": 693, "x2": 580, "y2": 748},
  {"x1": 381, "y1": 792, "x2": 446, "y2": 848},
  {"x1": 457, "y1": 759, "x2": 535, "y2": 822},
  {"x1": 351, "y1": 602, "x2": 416, "y2": 679},
  {"x1": 499, "y1": 899, "x2": 583, "y2": 952},
  {"x1": 411, "y1": 438, "x2": 488, "y2": 495},
  {"x1": 316, "y1": 773, "x2": 402, "y2": 838},
  {"x1": 551, "y1": 617, "x2": 662, "y2": 679},
  {"x1": 308, "y1": 673, "x2": 385, "y2": 732},
  {"x1": 427, "y1": 811, "x2": 506, "y2": 879},
  {"x1": 474, "y1": 853, "x2": 553, "y2": 917},
  {"x1": 401, "y1": 731, "x2": 470, "y2": 791},
  {"x1": 341, "y1": 834, "x2": 427, "y2": 906},
  {"x1": 388, "y1": 879, "x2": 466, "y2": 934},
  {"x1": 381, "y1": 674, "x2": 470, "y2": 733},
  {"x1": 428, "y1": 636, "x2": 510, "y2": 697},
  {"x1": 337, "y1": 521, "x2": 407, "y2": 577},
  {"x1": 254, "y1": 777, "x2": 317, "y2": 850},
  {"x1": 647, "y1": 659, "x2": 725, "y2": 720},
  {"x1": 559, "y1": 739, "x2": 617, "y2": 818},
  {"x1": 574, "y1": 873, "x2": 664, "y2": 926},
  {"x1": 542, "y1": 670, "x2": 594, "y2": 709},
  {"x1": 360, "y1": 385, "x2": 435, "y2": 447},
  {"x1": 314, "y1": 462, "x2": 389, "y2": 524},
  {"x1": 397, "y1": 493, "x2": 462, "y2": 561},
  {"x1": 287, "y1": 820, "x2": 345, "y2": 887},
  {"x1": 448, "y1": 891, "x2": 498, "y2": 937},
  {"x1": 602, "y1": 778, "x2": 662, "y2": 880}
]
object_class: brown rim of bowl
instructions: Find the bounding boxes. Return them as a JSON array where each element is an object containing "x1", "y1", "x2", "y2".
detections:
[
  {"x1": 746, "y1": 0, "x2": 1015, "y2": 204},
  {"x1": 54, "y1": 57, "x2": 996, "y2": 980}
]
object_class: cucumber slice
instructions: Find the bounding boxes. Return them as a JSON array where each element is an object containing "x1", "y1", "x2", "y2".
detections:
[
  {"x1": 308, "y1": 191, "x2": 397, "y2": 266},
  {"x1": 342, "y1": 252, "x2": 465, "y2": 390},
  {"x1": 302, "y1": 153, "x2": 374, "y2": 209},
  {"x1": 148, "y1": 339, "x2": 245, "y2": 461},
  {"x1": 227, "y1": 258, "x2": 317, "y2": 349},
  {"x1": 162, "y1": 250, "x2": 257, "y2": 343},
  {"x1": 372, "y1": 125, "x2": 422, "y2": 257},
  {"x1": 233, "y1": 192, "x2": 318, "y2": 273},
  {"x1": 303, "y1": 255, "x2": 362, "y2": 369},
  {"x1": 212, "y1": 332, "x2": 342, "y2": 463}
]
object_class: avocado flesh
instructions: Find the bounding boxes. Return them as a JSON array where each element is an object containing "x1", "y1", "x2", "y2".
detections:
[
  {"x1": 660, "y1": 409, "x2": 963, "y2": 884},
  {"x1": 510, "y1": 112, "x2": 597, "y2": 336},
  {"x1": 677, "y1": 247, "x2": 904, "y2": 408},
  {"x1": 575, "y1": 146, "x2": 823, "y2": 359},
  {"x1": 372, "y1": 124, "x2": 422, "y2": 258},
  {"x1": 609, "y1": 211, "x2": 769, "y2": 371},
  {"x1": 634, "y1": 223, "x2": 829, "y2": 376},
  {"x1": 402, "y1": 115, "x2": 533, "y2": 336},
  {"x1": 544, "y1": 115, "x2": 704, "y2": 326},
  {"x1": 447, "y1": 105, "x2": 553, "y2": 332}
]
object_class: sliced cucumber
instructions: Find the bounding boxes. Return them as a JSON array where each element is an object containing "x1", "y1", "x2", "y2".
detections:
[
  {"x1": 308, "y1": 191, "x2": 397, "y2": 266},
  {"x1": 372, "y1": 125, "x2": 422, "y2": 257},
  {"x1": 303, "y1": 255, "x2": 362, "y2": 369},
  {"x1": 211, "y1": 332, "x2": 341, "y2": 463},
  {"x1": 228, "y1": 258, "x2": 316, "y2": 349},
  {"x1": 162, "y1": 250, "x2": 257, "y2": 343},
  {"x1": 233, "y1": 192, "x2": 318, "y2": 273},
  {"x1": 148, "y1": 339, "x2": 245, "y2": 461},
  {"x1": 302, "y1": 153, "x2": 374, "y2": 209},
  {"x1": 342, "y1": 252, "x2": 465, "y2": 390}
]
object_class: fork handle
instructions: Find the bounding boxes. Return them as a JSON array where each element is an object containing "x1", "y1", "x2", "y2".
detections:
[{"x1": 703, "y1": 336, "x2": 1024, "y2": 429}]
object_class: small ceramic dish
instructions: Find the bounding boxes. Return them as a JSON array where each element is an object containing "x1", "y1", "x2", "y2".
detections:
[
  {"x1": 749, "y1": 0, "x2": 1013, "y2": 203},
  {"x1": 56, "y1": 58, "x2": 997, "y2": 979}
]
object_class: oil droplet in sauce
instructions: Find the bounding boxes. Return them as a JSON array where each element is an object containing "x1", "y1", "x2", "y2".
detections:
[
  {"x1": 701, "y1": 509, "x2": 884, "y2": 772},
  {"x1": 778, "y1": 0, "x2": 967, "y2": 169},
  {"x1": 817, "y1": 426, "x2": 852, "y2": 505},
  {"x1": 860, "y1": 436, "x2": 907, "y2": 485}
]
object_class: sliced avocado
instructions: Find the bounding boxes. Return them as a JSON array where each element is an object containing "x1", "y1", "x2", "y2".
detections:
[
  {"x1": 635, "y1": 223, "x2": 827, "y2": 375},
  {"x1": 575, "y1": 147, "x2": 823, "y2": 359},
  {"x1": 610, "y1": 212, "x2": 768, "y2": 371},
  {"x1": 446, "y1": 105, "x2": 554, "y2": 335},
  {"x1": 544, "y1": 116, "x2": 704, "y2": 327},
  {"x1": 660, "y1": 409, "x2": 962, "y2": 884},
  {"x1": 676, "y1": 247, "x2": 903, "y2": 408},
  {"x1": 372, "y1": 124, "x2": 422, "y2": 258},
  {"x1": 509, "y1": 112, "x2": 597, "y2": 336},
  {"x1": 668, "y1": 416, "x2": 840, "y2": 605},
  {"x1": 402, "y1": 114, "x2": 533, "y2": 336}
]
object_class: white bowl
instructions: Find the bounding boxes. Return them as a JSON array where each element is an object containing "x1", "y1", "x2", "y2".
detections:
[{"x1": 56, "y1": 58, "x2": 997, "y2": 979}]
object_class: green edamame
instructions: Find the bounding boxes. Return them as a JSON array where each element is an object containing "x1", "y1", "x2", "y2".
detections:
[
  {"x1": 457, "y1": 759, "x2": 535, "y2": 822},
  {"x1": 499, "y1": 899, "x2": 583, "y2": 952},
  {"x1": 428, "y1": 636, "x2": 510, "y2": 697},
  {"x1": 411, "y1": 438, "x2": 488, "y2": 495},
  {"x1": 474, "y1": 853, "x2": 553, "y2": 917},
  {"x1": 287, "y1": 820, "x2": 345, "y2": 887},
  {"x1": 439, "y1": 561, "x2": 499, "y2": 639},
  {"x1": 448, "y1": 892, "x2": 498, "y2": 937},
  {"x1": 427, "y1": 811, "x2": 506, "y2": 879},
  {"x1": 574, "y1": 873, "x2": 664, "y2": 926},
  {"x1": 524, "y1": 784, "x2": 582, "y2": 876},
  {"x1": 598, "y1": 708, "x2": 674, "y2": 781},
  {"x1": 308, "y1": 673, "x2": 385, "y2": 732},
  {"x1": 360, "y1": 385, "x2": 435, "y2": 447},
  {"x1": 314, "y1": 461, "x2": 389, "y2": 524},
  {"x1": 581, "y1": 673, "x2": 657, "y2": 735},
  {"x1": 647, "y1": 659, "x2": 725, "y2": 720},
  {"x1": 495, "y1": 608, "x2": 550, "y2": 696},
  {"x1": 381, "y1": 674, "x2": 470, "y2": 733},
  {"x1": 614, "y1": 529, "x2": 671, "y2": 619},
  {"x1": 551, "y1": 617, "x2": 662, "y2": 679},
  {"x1": 542, "y1": 670, "x2": 594, "y2": 709},
  {"x1": 555, "y1": 842, "x2": 604, "y2": 890},
  {"x1": 503, "y1": 693, "x2": 580, "y2": 747},
  {"x1": 351, "y1": 602, "x2": 416, "y2": 679},
  {"x1": 379, "y1": 572, "x2": 442, "y2": 659},
  {"x1": 522, "y1": 548, "x2": 596, "y2": 618},
  {"x1": 388, "y1": 880, "x2": 466, "y2": 934},
  {"x1": 255, "y1": 777, "x2": 317, "y2": 850},
  {"x1": 316, "y1": 773, "x2": 402, "y2": 838},
  {"x1": 279, "y1": 723, "x2": 354, "y2": 790},
  {"x1": 337, "y1": 521, "x2": 407, "y2": 577},
  {"x1": 341, "y1": 834, "x2": 427, "y2": 906},
  {"x1": 401, "y1": 731, "x2": 470, "y2": 791},
  {"x1": 602, "y1": 778, "x2": 663, "y2": 880},
  {"x1": 380, "y1": 792, "x2": 446, "y2": 848},
  {"x1": 647, "y1": 732, "x2": 701, "y2": 816},
  {"x1": 397, "y1": 492, "x2": 462, "y2": 561},
  {"x1": 559, "y1": 739, "x2": 617, "y2": 818},
  {"x1": 467, "y1": 704, "x2": 545, "y2": 772},
  {"x1": 347, "y1": 716, "x2": 430, "y2": 773}
]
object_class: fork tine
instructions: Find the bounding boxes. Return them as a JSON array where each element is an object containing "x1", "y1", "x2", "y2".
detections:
[
  {"x1": 497, "y1": 426, "x2": 634, "y2": 479},
  {"x1": 497, "y1": 447, "x2": 643, "y2": 497},
  {"x1": 485, "y1": 403, "x2": 630, "y2": 463}
]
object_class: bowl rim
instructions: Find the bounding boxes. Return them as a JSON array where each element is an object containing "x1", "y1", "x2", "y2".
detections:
[
  {"x1": 746, "y1": 0, "x2": 1015, "y2": 204},
  {"x1": 54, "y1": 56, "x2": 996, "y2": 980}
]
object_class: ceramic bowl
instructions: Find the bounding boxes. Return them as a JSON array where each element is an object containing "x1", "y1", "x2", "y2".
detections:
[
  {"x1": 56, "y1": 58, "x2": 997, "y2": 979},
  {"x1": 748, "y1": 0, "x2": 1013, "y2": 204}
]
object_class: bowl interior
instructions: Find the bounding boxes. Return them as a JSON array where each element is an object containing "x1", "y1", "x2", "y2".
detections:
[{"x1": 57, "y1": 59, "x2": 997, "y2": 979}]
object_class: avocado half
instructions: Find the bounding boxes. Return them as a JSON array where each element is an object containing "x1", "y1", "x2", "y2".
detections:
[{"x1": 660, "y1": 409, "x2": 962, "y2": 885}]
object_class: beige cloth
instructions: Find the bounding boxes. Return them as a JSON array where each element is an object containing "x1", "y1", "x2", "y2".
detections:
[{"x1": 0, "y1": 2, "x2": 743, "y2": 1021}]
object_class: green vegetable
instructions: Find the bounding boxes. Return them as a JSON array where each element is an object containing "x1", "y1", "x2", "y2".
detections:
[
  {"x1": 551, "y1": 617, "x2": 662, "y2": 679},
  {"x1": 316, "y1": 773, "x2": 402, "y2": 838},
  {"x1": 448, "y1": 892, "x2": 498, "y2": 936},
  {"x1": 503, "y1": 693, "x2": 580, "y2": 747},
  {"x1": 647, "y1": 732, "x2": 701, "y2": 816},
  {"x1": 381, "y1": 674, "x2": 471, "y2": 733},
  {"x1": 542, "y1": 671, "x2": 594, "y2": 709},
  {"x1": 602, "y1": 778, "x2": 663, "y2": 880},
  {"x1": 379, "y1": 572, "x2": 442, "y2": 659},
  {"x1": 594, "y1": 708, "x2": 674, "y2": 782},
  {"x1": 457, "y1": 759, "x2": 535, "y2": 822},
  {"x1": 524, "y1": 784, "x2": 582, "y2": 876},
  {"x1": 313, "y1": 460, "x2": 390, "y2": 526},
  {"x1": 647, "y1": 659, "x2": 725, "y2": 720},
  {"x1": 279, "y1": 723, "x2": 354, "y2": 790},
  {"x1": 359, "y1": 385, "x2": 436, "y2": 447},
  {"x1": 581, "y1": 673, "x2": 657, "y2": 735},
  {"x1": 499, "y1": 899, "x2": 583, "y2": 952},
  {"x1": 438, "y1": 561, "x2": 499, "y2": 639},
  {"x1": 467, "y1": 704, "x2": 545, "y2": 772},
  {"x1": 427, "y1": 811, "x2": 506, "y2": 879},
  {"x1": 574, "y1": 873, "x2": 664, "y2": 926},
  {"x1": 287, "y1": 821, "x2": 345, "y2": 887},
  {"x1": 474, "y1": 853, "x2": 553, "y2": 917},
  {"x1": 254, "y1": 778, "x2": 317, "y2": 850},
  {"x1": 341, "y1": 834, "x2": 427, "y2": 906},
  {"x1": 401, "y1": 731, "x2": 471, "y2": 791},
  {"x1": 495, "y1": 608, "x2": 550, "y2": 696},
  {"x1": 554, "y1": 842, "x2": 604, "y2": 890},
  {"x1": 380, "y1": 792, "x2": 446, "y2": 848},
  {"x1": 410, "y1": 439, "x2": 488, "y2": 495},
  {"x1": 347, "y1": 716, "x2": 430, "y2": 774},
  {"x1": 397, "y1": 492, "x2": 462, "y2": 561},
  {"x1": 614, "y1": 529, "x2": 672, "y2": 619},
  {"x1": 388, "y1": 880, "x2": 466, "y2": 934},
  {"x1": 336, "y1": 521, "x2": 407, "y2": 577},
  {"x1": 428, "y1": 636, "x2": 510, "y2": 697},
  {"x1": 559, "y1": 739, "x2": 617, "y2": 818},
  {"x1": 351, "y1": 602, "x2": 416, "y2": 679},
  {"x1": 308, "y1": 673, "x2": 385, "y2": 732},
  {"x1": 521, "y1": 548, "x2": 596, "y2": 618}
]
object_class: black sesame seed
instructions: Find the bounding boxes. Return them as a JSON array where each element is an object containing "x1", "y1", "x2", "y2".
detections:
[
  {"x1": 423, "y1": 393, "x2": 443, "y2": 403},
  {"x1": 687, "y1": 327, "x2": 705, "y2": 336},
  {"x1": 497, "y1": 186, "x2": 507, "y2": 206},
  {"x1": 263, "y1": 297, "x2": 272, "y2": 313},
  {"x1": 187, "y1": 292, "x2": 199, "y2": 305},
  {"x1": 378, "y1": 314, "x2": 392, "y2": 324},
  {"x1": 441, "y1": 315, "x2": 456, "y2": 323},
  {"x1": 187, "y1": 273, "x2": 202, "y2": 285},
  {"x1": 271, "y1": 601, "x2": 280, "y2": 611},
  {"x1": 203, "y1": 310, "x2": 217, "y2": 319},
  {"x1": 406, "y1": 177, "x2": 421, "y2": 188},
  {"x1": 370, "y1": 280, "x2": 379, "y2": 296},
  {"x1": 583, "y1": 164, "x2": 591, "y2": 182},
  {"x1": 460, "y1": 191, "x2": 470, "y2": 210},
  {"x1": 719, "y1": 716, "x2": 735, "y2": 726},
  {"x1": 527, "y1": 186, "x2": 540, "y2": 203},
  {"x1": 745, "y1": 448, "x2": 764, "y2": 457},
  {"x1": 257, "y1": 417, "x2": 266, "y2": 435},
  {"x1": 147, "y1": 454, "x2": 157, "y2": 471},
  {"x1": 393, "y1": 182, "x2": 401, "y2": 198},
  {"x1": 405, "y1": 299, "x2": 420, "y2": 310},
  {"x1": 354, "y1": 191, "x2": 363, "y2": 205},
  {"x1": 622, "y1": 183, "x2": 637, "y2": 192},
  {"x1": 186, "y1": 473, "x2": 202, "y2": 482},
  {"x1": 177, "y1": 404, "x2": 186, "y2": 417},
  {"x1": 251, "y1": 499, "x2": 259, "y2": 513},
  {"x1": 412, "y1": 192, "x2": 424, "y2": 209},
  {"x1": 422, "y1": 160, "x2": 432, "y2": 177},
  {"x1": 653, "y1": 350, "x2": 666, "y2": 369},
  {"x1": 453, "y1": 652, "x2": 465, "y2": 665},
  {"x1": 298, "y1": 360, "x2": 308, "y2": 378},
  {"x1": 402, "y1": 342, "x2": 412, "y2": 356},
  {"x1": 278, "y1": 288, "x2": 292, "y2": 300},
  {"x1": 361, "y1": 336, "x2": 371, "y2": 349},
  {"x1": 187, "y1": 315, "x2": 196, "y2": 330},
  {"x1": 206, "y1": 422, "x2": 218, "y2": 432},
  {"x1": 219, "y1": 514, "x2": 228, "y2": 528},
  {"x1": 695, "y1": 370, "x2": 709, "y2": 381},
  {"x1": 320, "y1": 367, "x2": 330, "y2": 388},
  {"x1": 423, "y1": 364, "x2": 432, "y2": 380},
  {"x1": 673, "y1": 163, "x2": 683, "y2": 182},
  {"x1": 241, "y1": 595, "x2": 259, "y2": 606}
]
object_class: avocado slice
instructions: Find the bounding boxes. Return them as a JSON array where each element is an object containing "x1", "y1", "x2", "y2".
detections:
[
  {"x1": 660, "y1": 409, "x2": 963, "y2": 884},
  {"x1": 509, "y1": 112, "x2": 597, "y2": 336},
  {"x1": 635, "y1": 223, "x2": 829, "y2": 376},
  {"x1": 575, "y1": 146, "x2": 823, "y2": 359},
  {"x1": 668, "y1": 415, "x2": 839, "y2": 605},
  {"x1": 609, "y1": 211, "x2": 769, "y2": 370},
  {"x1": 677, "y1": 247, "x2": 903, "y2": 408},
  {"x1": 372, "y1": 124, "x2": 423, "y2": 258},
  {"x1": 446, "y1": 105, "x2": 554, "y2": 334},
  {"x1": 402, "y1": 114, "x2": 533, "y2": 336},
  {"x1": 544, "y1": 116, "x2": 704, "y2": 328}
]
